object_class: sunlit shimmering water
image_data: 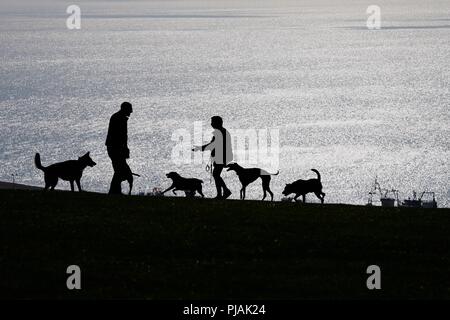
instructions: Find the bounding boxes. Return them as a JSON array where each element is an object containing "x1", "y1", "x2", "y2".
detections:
[{"x1": 0, "y1": 0, "x2": 449, "y2": 206}]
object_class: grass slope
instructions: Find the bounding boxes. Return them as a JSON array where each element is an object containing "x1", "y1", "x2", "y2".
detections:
[{"x1": 1, "y1": 189, "x2": 449, "y2": 299}]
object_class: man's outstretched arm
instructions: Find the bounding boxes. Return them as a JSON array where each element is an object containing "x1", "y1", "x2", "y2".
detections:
[{"x1": 193, "y1": 136, "x2": 215, "y2": 151}]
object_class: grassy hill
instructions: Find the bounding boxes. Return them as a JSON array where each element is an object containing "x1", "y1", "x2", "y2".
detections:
[{"x1": 1, "y1": 189, "x2": 449, "y2": 299}]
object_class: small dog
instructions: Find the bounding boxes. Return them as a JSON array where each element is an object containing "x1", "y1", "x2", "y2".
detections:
[
  {"x1": 282, "y1": 169, "x2": 325, "y2": 203},
  {"x1": 226, "y1": 162, "x2": 279, "y2": 201},
  {"x1": 162, "y1": 172, "x2": 204, "y2": 198},
  {"x1": 35, "y1": 152, "x2": 96, "y2": 191}
]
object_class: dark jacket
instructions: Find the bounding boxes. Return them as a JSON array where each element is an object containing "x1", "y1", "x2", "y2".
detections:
[{"x1": 105, "y1": 111, "x2": 128, "y2": 149}]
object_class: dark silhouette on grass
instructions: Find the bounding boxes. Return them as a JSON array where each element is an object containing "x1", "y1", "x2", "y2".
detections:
[
  {"x1": 161, "y1": 172, "x2": 204, "y2": 198},
  {"x1": 116, "y1": 169, "x2": 141, "y2": 195},
  {"x1": 192, "y1": 116, "x2": 233, "y2": 199},
  {"x1": 106, "y1": 102, "x2": 134, "y2": 195},
  {"x1": 34, "y1": 152, "x2": 96, "y2": 191},
  {"x1": 282, "y1": 169, "x2": 325, "y2": 203},
  {"x1": 226, "y1": 162, "x2": 279, "y2": 201}
]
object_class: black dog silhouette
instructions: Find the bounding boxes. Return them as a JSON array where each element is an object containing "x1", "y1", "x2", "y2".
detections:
[
  {"x1": 162, "y1": 172, "x2": 204, "y2": 198},
  {"x1": 282, "y1": 169, "x2": 325, "y2": 203},
  {"x1": 34, "y1": 152, "x2": 96, "y2": 191},
  {"x1": 226, "y1": 162, "x2": 279, "y2": 201}
]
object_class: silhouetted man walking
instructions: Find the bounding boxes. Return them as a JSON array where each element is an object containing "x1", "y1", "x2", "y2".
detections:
[
  {"x1": 193, "y1": 116, "x2": 233, "y2": 199},
  {"x1": 106, "y1": 102, "x2": 133, "y2": 195}
]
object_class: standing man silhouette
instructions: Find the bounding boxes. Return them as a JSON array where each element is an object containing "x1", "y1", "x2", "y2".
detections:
[
  {"x1": 193, "y1": 116, "x2": 233, "y2": 199},
  {"x1": 106, "y1": 102, "x2": 133, "y2": 195}
]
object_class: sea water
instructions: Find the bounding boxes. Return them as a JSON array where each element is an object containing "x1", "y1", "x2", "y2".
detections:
[{"x1": 0, "y1": 0, "x2": 448, "y2": 206}]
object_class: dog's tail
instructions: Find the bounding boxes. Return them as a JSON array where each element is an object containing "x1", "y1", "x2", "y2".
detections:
[
  {"x1": 132, "y1": 173, "x2": 140, "y2": 177},
  {"x1": 263, "y1": 170, "x2": 279, "y2": 176},
  {"x1": 34, "y1": 153, "x2": 46, "y2": 171},
  {"x1": 311, "y1": 169, "x2": 321, "y2": 181}
]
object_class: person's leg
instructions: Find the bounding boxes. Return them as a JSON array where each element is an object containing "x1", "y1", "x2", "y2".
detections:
[
  {"x1": 213, "y1": 164, "x2": 231, "y2": 199},
  {"x1": 212, "y1": 164, "x2": 224, "y2": 198},
  {"x1": 122, "y1": 160, "x2": 133, "y2": 195},
  {"x1": 108, "y1": 148, "x2": 123, "y2": 195},
  {"x1": 109, "y1": 159, "x2": 122, "y2": 194},
  {"x1": 220, "y1": 164, "x2": 232, "y2": 198}
]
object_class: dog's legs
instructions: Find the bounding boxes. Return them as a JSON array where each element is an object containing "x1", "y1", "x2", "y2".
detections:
[
  {"x1": 242, "y1": 187, "x2": 247, "y2": 200},
  {"x1": 161, "y1": 185, "x2": 174, "y2": 195},
  {"x1": 268, "y1": 188, "x2": 274, "y2": 201},
  {"x1": 76, "y1": 179, "x2": 82, "y2": 192},
  {"x1": 69, "y1": 181, "x2": 75, "y2": 192},
  {"x1": 261, "y1": 180, "x2": 266, "y2": 201},
  {"x1": 261, "y1": 177, "x2": 272, "y2": 201},
  {"x1": 197, "y1": 186, "x2": 205, "y2": 198},
  {"x1": 128, "y1": 179, "x2": 133, "y2": 195},
  {"x1": 240, "y1": 188, "x2": 243, "y2": 200},
  {"x1": 315, "y1": 191, "x2": 324, "y2": 204},
  {"x1": 50, "y1": 179, "x2": 58, "y2": 191},
  {"x1": 302, "y1": 194, "x2": 306, "y2": 203},
  {"x1": 44, "y1": 173, "x2": 53, "y2": 191}
]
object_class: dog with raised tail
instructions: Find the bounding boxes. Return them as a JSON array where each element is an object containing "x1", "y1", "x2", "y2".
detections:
[
  {"x1": 282, "y1": 169, "x2": 325, "y2": 204},
  {"x1": 34, "y1": 152, "x2": 96, "y2": 191},
  {"x1": 226, "y1": 162, "x2": 279, "y2": 201}
]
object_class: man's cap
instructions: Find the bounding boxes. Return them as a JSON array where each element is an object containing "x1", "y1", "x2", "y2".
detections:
[{"x1": 121, "y1": 101, "x2": 132, "y2": 111}]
